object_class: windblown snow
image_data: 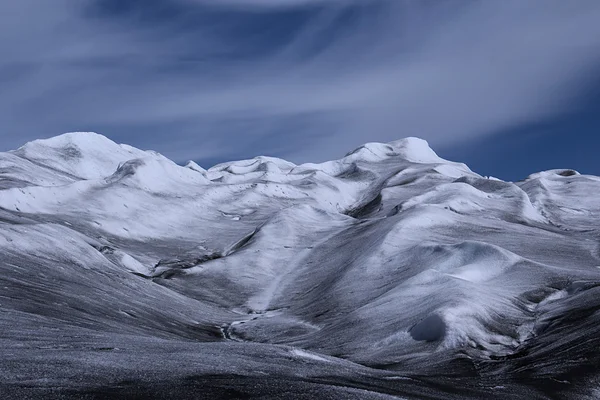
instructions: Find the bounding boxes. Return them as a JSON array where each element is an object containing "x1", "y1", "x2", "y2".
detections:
[{"x1": 1, "y1": 132, "x2": 599, "y2": 399}]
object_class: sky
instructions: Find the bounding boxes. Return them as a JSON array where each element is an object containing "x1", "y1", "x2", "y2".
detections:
[{"x1": 1, "y1": 0, "x2": 599, "y2": 181}]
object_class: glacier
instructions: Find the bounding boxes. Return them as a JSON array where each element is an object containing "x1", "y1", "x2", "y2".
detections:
[{"x1": 1, "y1": 132, "x2": 599, "y2": 399}]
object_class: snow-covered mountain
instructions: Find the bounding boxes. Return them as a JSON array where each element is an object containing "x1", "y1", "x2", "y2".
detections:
[{"x1": 1, "y1": 132, "x2": 599, "y2": 399}]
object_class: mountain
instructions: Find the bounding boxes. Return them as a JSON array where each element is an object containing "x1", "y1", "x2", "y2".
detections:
[{"x1": 1, "y1": 132, "x2": 599, "y2": 399}]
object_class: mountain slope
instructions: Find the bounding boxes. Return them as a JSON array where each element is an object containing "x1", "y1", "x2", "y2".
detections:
[{"x1": 1, "y1": 132, "x2": 599, "y2": 399}]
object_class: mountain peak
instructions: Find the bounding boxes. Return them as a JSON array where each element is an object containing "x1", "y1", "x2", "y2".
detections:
[
  {"x1": 343, "y1": 137, "x2": 442, "y2": 164},
  {"x1": 14, "y1": 132, "x2": 154, "y2": 180},
  {"x1": 19, "y1": 131, "x2": 115, "y2": 150},
  {"x1": 387, "y1": 137, "x2": 442, "y2": 163}
]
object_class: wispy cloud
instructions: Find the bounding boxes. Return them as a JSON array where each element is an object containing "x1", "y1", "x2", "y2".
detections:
[
  {"x1": 1, "y1": 0, "x2": 599, "y2": 165},
  {"x1": 179, "y1": 0, "x2": 353, "y2": 8}
]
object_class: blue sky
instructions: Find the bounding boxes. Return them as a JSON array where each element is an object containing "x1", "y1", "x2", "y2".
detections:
[{"x1": 1, "y1": 0, "x2": 599, "y2": 181}]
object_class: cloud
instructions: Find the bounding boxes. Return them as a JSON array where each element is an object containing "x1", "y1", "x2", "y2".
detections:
[
  {"x1": 179, "y1": 0, "x2": 352, "y2": 8},
  {"x1": 1, "y1": 0, "x2": 600, "y2": 165}
]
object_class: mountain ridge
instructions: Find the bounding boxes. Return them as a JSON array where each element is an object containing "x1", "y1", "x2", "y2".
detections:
[{"x1": 1, "y1": 132, "x2": 599, "y2": 399}]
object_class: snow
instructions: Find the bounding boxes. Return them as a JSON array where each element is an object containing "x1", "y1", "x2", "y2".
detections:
[
  {"x1": 106, "y1": 157, "x2": 211, "y2": 191},
  {"x1": 2, "y1": 132, "x2": 600, "y2": 398},
  {"x1": 184, "y1": 160, "x2": 207, "y2": 174},
  {"x1": 291, "y1": 348, "x2": 331, "y2": 363},
  {"x1": 14, "y1": 132, "x2": 157, "y2": 180},
  {"x1": 119, "y1": 253, "x2": 149, "y2": 275},
  {"x1": 388, "y1": 137, "x2": 444, "y2": 163}
]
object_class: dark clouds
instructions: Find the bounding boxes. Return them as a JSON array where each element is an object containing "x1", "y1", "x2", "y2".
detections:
[{"x1": 1, "y1": 0, "x2": 599, "y2": 179}]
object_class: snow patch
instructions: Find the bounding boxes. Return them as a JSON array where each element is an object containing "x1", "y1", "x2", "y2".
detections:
[{"x1": 291, "y1": 349, "x2": 331, "y2": 363}]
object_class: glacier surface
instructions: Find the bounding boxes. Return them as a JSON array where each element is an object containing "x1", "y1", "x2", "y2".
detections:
[{"x1": 1, "y1": 132, "x2": 600, "y2": 399}]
